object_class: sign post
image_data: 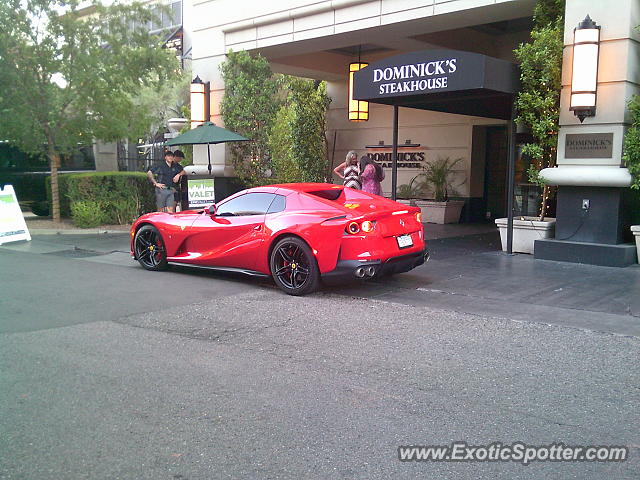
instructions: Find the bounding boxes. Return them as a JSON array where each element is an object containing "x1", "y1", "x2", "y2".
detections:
[{"x1": 0, "y1": 185, "x2": 31, "y2": 245}]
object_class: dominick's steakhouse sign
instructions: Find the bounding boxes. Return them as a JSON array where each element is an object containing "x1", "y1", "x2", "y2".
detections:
[
  {"x1": 373, "y1": 58, "x2": 457, "y2": 95},
  {"x1": 353, "y1": 49, "x2": 516, "y2": 104}
]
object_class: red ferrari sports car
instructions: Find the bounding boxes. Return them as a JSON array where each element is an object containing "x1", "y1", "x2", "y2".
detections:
[{"x1": 131, "y1": 183, "x2": 428, "y2": 295}]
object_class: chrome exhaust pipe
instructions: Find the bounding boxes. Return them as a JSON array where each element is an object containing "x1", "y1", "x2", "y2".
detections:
[
  {"x1": 365, "y1": 266, "x2": 376, "y2": 277},
  {"x1": 355, "y1": 267, "x2": 366, "y2": 278}
]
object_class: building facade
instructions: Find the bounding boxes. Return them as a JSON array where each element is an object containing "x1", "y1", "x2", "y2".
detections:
[
  {"x1": 191, "y1": 0, "x2": 542, "y2": 218},
  {"x1": 187, "y1": 0, "x2": 638, "y2": 263}
]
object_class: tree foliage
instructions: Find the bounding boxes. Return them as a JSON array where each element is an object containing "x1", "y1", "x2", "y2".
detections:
[
  {"x1": 219, "y1": 50, "x2": 280, "y2": 185},
  {"x1": 269, "y1": 78, "x2": 331, "y2": 183},
  {"x1": 514, "y1": 0, "x2": 564, "y2": 218},
  {"x1": 623, "y1": 94, "x2": 640, "y2": 190},
  {"x1": 0, "y1": 0, "x2": 180, "y2": 220}
]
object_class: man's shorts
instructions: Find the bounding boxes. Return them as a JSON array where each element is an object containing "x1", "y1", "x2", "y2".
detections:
[{"x1": 155, "y1": 187, "x2": 176, "y2": 209}]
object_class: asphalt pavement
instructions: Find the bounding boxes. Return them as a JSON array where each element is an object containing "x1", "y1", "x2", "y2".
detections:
[{"x1": 1, "y1": 229, "x2": 639, "y2": 479}]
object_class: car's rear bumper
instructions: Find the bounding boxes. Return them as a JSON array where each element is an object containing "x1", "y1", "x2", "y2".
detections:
[{"x1": 321, "y1": 248, "x2": 429, "y2": 284}]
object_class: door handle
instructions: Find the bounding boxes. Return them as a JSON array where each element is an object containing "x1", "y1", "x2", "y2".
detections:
[{"x1": 254, "y1": 225, "x2": 261, "y2": 231}]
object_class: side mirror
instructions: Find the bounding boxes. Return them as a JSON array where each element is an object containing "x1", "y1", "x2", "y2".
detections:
[{"x1": 206, "y1": 204, "x2": 216, "y2": 216}]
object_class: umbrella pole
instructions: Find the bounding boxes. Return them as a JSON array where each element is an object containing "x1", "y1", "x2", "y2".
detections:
[{"x1": 207, "y1": 143, "x2": 212, "y2": 175}]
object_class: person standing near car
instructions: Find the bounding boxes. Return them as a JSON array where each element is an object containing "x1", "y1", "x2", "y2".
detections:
[
  {"x1": 359, "y1": 155, "x2": 385, "y2": 196},
  {"x1": 147, "y1": 150, "x2": 186, "y2": 213},
  {"x1": 172, "y1": 149, "x2": 187, "y2": 211},
  {"x1": 333, "y1": 150, "x2": 361, "y2": 189}
]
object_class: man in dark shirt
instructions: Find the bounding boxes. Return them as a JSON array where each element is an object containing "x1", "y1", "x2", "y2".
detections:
[{"x1": 147, "y1": 151, "x2": 186, "y2": 213}]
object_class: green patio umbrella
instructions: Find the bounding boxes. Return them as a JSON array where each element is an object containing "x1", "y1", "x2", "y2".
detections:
[{"x1": 166, "y1": 122, "x2": 249, "y2": 174}]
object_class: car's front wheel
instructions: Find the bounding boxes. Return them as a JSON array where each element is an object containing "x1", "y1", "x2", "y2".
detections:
[
  {"x1": 270, "y1": 237, "x2": 319, "y2": 296},
  {"x1": 134, "y1": 225, "x2": 168, "y2": 271}
]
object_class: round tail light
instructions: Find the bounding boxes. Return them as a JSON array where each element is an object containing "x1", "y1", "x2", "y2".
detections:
[
  {"x1": 346, "y1": 222, "x2": 360, "y2": 234},
  {"x1": 361, "y1": 220, "x2": 374, "y2": 233}
]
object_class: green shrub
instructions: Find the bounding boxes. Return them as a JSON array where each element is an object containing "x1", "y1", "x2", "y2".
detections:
[
  {"x1": 31, "y1": 200, "x2": 50, "y2": 217},
  {"x1": 623, "y1": 94, "x2": 640, "y2": 190},
  {"x1": 46, "y1": 171, "x2": 155, "y2": 226},
  {"x1": 70, "y1": 201, "x2": 110, "y2": 228},
  {"x1": 268, "y1": 78, "x2": 331, "y2": 183},
  {"x1": 1, "y1": 173, "x2": 48, "y2": 202}
]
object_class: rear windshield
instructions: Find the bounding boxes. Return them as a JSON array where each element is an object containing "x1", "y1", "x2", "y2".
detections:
[{"x1": 307, "y1": 189, "x2": 344, "y2": 201}]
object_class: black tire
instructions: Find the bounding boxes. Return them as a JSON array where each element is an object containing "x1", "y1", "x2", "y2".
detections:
[
  {"x1": 134, "y1": 225, "x2": 168, "y2": 271},
  {"x1": 270, "y1": 237, "x2": 320, "y2": 296}
]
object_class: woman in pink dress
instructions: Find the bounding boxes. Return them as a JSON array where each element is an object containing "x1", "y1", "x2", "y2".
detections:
[{"x1": 359, "y1": 156, "x2": 385, "y2": 195}]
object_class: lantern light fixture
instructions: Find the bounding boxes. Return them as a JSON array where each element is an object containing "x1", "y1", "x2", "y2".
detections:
[
  {"x1": 190, "y1": 75, "x2": 210, "y2": 129},
  {"x1": 570, "y1": 15, "x2": 600, "y2": 123},
  {"x1": 348, "y1": 46, "x2": 369, "y2": 122}
]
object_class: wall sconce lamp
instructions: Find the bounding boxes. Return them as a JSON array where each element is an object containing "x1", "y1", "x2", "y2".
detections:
[
  {"x1": 348, "y1": 46, "x2": 369, "y2": 122},
  {"x1": 348, "y1": 62, "x2": 369, "y2": 121},
  {"x1": 570, "y1": 15, "x2": 600, "y2": 123},
  {"x1": 190, "y1": 75, "x2": 210, "y2": 128}
]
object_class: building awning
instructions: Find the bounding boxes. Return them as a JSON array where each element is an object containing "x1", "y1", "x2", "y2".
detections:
[{"x1": 353, "y1": 49, "x2": 519, "y2": 120}]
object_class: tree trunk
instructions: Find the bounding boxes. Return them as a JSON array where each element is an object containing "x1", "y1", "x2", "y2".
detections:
[
  {"x1": 49, "y1": 150, "x2": 61, "y2": 223},
  {"x1": 538, "y1": 185, "x2": 549, "y2": 221}
]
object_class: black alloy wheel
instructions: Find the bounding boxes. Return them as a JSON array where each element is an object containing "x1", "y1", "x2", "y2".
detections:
[
  {"x1": 134, "y1": 225, "x2": 168, "y2": 271},
  {"x1": 270, "y1": 237, "x2": 319, "y2": 296}
]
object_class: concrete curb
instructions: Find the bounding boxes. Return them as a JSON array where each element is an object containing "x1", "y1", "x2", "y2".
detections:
[{"x1": 30, "y1": 229, "x2": 131, "y2": 235}]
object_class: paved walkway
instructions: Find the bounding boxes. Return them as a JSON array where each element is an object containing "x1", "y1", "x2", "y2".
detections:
[
  {"x1": 6, "y1": 219, "x2": 640, "y2": 337},
  {"x1": 334, "y1": 229, "x2": 640, "y2": 337}
]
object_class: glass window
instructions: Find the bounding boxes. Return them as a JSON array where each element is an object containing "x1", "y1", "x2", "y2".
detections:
[
  {"x1": 217, "y1": 193, "x2": 275, "y2": 216},
  {"x1": 150, "y1": 6, "x2": 161, "y2": 31},
  {"x1": 267, "y1": 194, "x2": 286, "y2": 214},
  {"x1": 171, "y1": 1, "x2": 182, "y2": 25}
]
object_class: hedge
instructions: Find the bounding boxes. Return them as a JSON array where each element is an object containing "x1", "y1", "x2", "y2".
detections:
[
  {"x1": 0, "y1": 172, "x2": 48, "y2": 202},
  {"x1": 46, "y1": 172, "x2": 156, "y2": 227}
]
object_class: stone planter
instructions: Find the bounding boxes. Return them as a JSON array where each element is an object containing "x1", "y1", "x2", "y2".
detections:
[
  {"x1": 394, "y1": 199, "x2": 414, "y2": 206},
  {"x1": 495, "y1": 217, "x2": 556, "y2": 254},
  {"x1": 415, "y1": 200, "x2": 464, "y2": 224},
  {"x1": 167, "y1": 117, "x2": 188, "y2": 133},
  {"x1": 632, "y1": 226, "x2": 640, "y2": 263}
]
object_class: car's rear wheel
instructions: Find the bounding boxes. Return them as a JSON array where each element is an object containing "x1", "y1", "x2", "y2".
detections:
[
  {"x1": 270, "y1": 237, "x2": 319, "y2": 296},
  {"x1": 134, "y1": 225, "x2": 168, "y2": 271}
]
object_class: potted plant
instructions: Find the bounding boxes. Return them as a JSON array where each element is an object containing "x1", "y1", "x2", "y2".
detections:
[
  {"x1": 414, "y1": 157, "x2": 466, "y2": 224},
  {"x1": 395, "y1": 157, "x2": 465, "y2": 223},
  {"x1": 395, "y1": 178, "x2": 424, "y2": 206},
  {"x1": 495, "y1": 0, "x2": 563, "y2": 253}
]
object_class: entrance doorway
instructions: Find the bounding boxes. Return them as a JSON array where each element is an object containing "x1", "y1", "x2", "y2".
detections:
[{"x1": 483, "y1": 126, "x2": 508, "y2": 220}]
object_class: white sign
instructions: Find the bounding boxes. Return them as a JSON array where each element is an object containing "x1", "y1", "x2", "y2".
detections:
[
  {"x1": 373, "y1": 58, "x2": 457, "y2": 95},
  {"x1": 188, "y1": 178, "x2": 215, "y2": 208},
  {"x1": 0, "y1": 185, "x2": 31, "y2": 245}
]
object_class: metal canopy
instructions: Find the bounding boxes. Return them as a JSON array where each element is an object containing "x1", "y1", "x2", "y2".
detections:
[
  {"x1": 353, "y1": 49, "x2": 519, "y2": 120},
  {"x1": 353, "y1": 48, "x2": 519, "y2": 253}
]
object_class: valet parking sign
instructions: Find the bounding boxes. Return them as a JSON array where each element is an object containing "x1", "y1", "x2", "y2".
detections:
[
  {"x1": 0, "y1": 185, "x2": 31, "y2": 245},
  {"x1": 188, "y1": 178, "x2": 215, "y2": 208}
]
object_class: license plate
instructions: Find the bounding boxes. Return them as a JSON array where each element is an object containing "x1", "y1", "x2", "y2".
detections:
[{"x1": 397, "y1": 234, "x2": 413, "y2": 249}]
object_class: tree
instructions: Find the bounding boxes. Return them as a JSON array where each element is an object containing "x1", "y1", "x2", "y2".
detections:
[
  {"x1": 0, "y1": 0, "x2": 179, "y2": 221},
  {"x1": 220, "y1": 50, "x2": 280, "y2": 186},
  {"x1": 623, "y1": 94, "x2": 640, "y2": 190},
  {"x1": 514, "y1": 0, "x2": 564, "y2": 220},
  {"x1": 269, "y1": 78, "x2": 331, "y2": 183},
  {"x1": 133, "y1": 73, "x2": 190, "y2": 148}
]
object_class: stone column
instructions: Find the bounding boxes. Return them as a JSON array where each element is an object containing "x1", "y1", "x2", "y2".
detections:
[{"x1": 536, "y1": 0, "x2": 639, "y2": 266}]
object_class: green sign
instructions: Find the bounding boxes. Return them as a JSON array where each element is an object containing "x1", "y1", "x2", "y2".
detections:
[{"x1": 188, "y1": 179, "x2": 215, "y2": 208}]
